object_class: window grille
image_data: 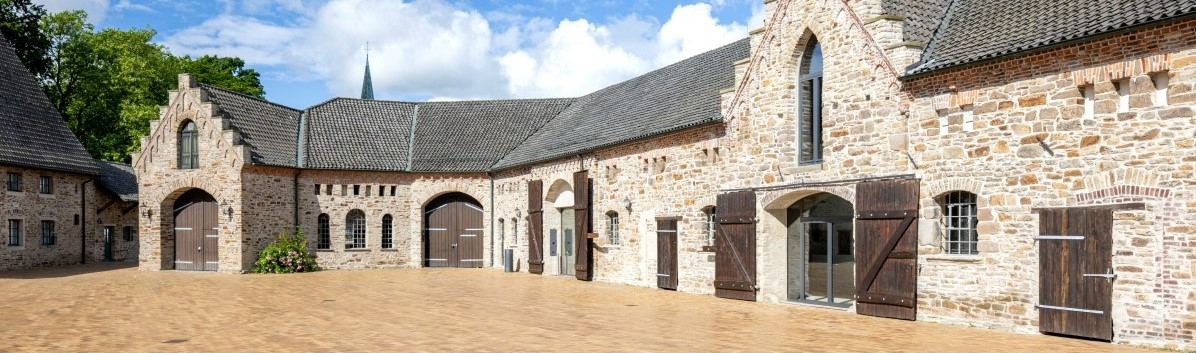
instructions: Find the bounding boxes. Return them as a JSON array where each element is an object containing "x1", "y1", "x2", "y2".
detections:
[
  {"x1": 39, "y1": 176, "x2": 52, "y2": 194},
  {"x1": 317, "y1": 214, "x2": 330, "y2": 250},
  {"x1": 8, "y1": 220, "x2": 21, "y2": 246},
  {"x1": 942, "y1": 191, "x2": 978, "y2": 255},
  {"x1": 178, "y1": 121, "x2": 198, "y2": 169},
  {"x1": 346, "y1": 210, "x2": 366, "y2": 249},
  {"x1": 7, "y1": 173, "x2": 21, "y2": 192},
  {"x1": 381, "y1": 215, "x2": 393, "y2": 249},
  {"x1": 40, "y1": 220, "x2": 54, "y2": 246},
  {"x1": 607, "y1": 213, "x2": 620, "y2": 246},
  {"x1": 123, "y1": 226, "x2": 134, "y2": 241},
  {"x1": 705, "y1": 207, "x2": 717, "y2": 246}
]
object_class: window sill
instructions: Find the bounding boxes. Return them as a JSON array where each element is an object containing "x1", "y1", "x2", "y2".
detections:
[
  {"x1": 315, "y1": 249, "x2": 334, "y2": 252},
  {"x1": 923, "y1": 254, "x2": 982, "y2": 263},
  {"x1": 344, "y1": 249, "x2": 370, "y2": 252},
  {"x1": 380, "y1": 248, "x2": 399, "y2": 252}
]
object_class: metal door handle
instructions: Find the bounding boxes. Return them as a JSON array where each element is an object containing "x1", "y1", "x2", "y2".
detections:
[
  {"x1": 1083, "y1": 268, "x2": 1116, "y2": 283},
  {"x1": 451, "y1": 244, "x2": 457, "y2": 247},
  {"x1": 197, "y1": 247, "x2": 202, "y2": 251}
]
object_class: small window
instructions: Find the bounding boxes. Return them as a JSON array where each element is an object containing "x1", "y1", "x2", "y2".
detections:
[
  {"x1": 937, "y1": 110, "x2": 948, "y2": 136},
  {"x1": 941, "y1": 191, "x2": 978, "y2": 255},
  {"x1": 1152, "y1": 72, "x2": 1169, "y2": 107},
  {"x1": 499, "y1": 219, "x2": 506, "y2": 247},
  {"x1": 378, "y1": 186, "x2": 384, "y2": 197},
  {"x1": 512, "y1": 219, "x2": 519, "y2": 245},
  {"x1": 961, "y1": 105, "x2": 974, "y2": 132},
  {"x1": 6, "y1": 172, "x2": 21, "y2": 192},
  {"x1": 390, "y1": 186, "x2": 396, "y2": 197},
  {"x1": 317, "y1": 214, "x2": 330, "y2": 250},
  {"x1": 1082, "y1": 85, "x2": 1095, "y2": 119},
  {"x1": 1115, "y1": 79, "x2": 1130, "y2": 113},
  {"x1": 73, "y1": 214, "x2": 79, "y2": 225},
  {"x1": 345, "y1": 210, "x2": 365, "y2": 249},
  {"x1": 39, "y1": 176, "x2": 53, "y2": 194},
  {"x1": 381, "y1": 214, "x2": 393, "y2": 249},
  {"x1": 606, "y1": 212, "x2": 620, "y2": 246},
  {"x1": 798, "y1": 38, "x2": 824, "y2": 164},
  {"x1": 353, "y1": 185, "x2": 360, "y2": 196},
  {"x1": 8, "y1": 219, "x2": 21, "y2": 246},
  {"x1": 40, "y1": 220, "x2": 54, "y2": 246},
  {"x1": 703, "y1": 206, "x2": 717, "y2": 246},
  {"x1": 325, "y1": 184, "x2": 332, "y2": 195},
  {"x1": 123, "y1": 226, "x2": 134, "y2": 241},
  {"x1": 178, "y1": 121, "x2": 199, "y2": 169},
  {"x1": 314, "y1": 184, "x2": 320, "y2": 195}
]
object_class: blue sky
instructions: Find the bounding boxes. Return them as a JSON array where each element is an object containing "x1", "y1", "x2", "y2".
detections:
[{"x1": 36, "y1": 0, "x2": 760, "y2": 108}]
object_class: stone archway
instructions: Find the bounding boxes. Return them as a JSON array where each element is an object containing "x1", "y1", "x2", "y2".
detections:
[
  {"x1": 172, "y1": 188, "x2": 219, "y2": 271},
  {"x1": 423, "y1": 192, "x2": 484, "y2": 268}
]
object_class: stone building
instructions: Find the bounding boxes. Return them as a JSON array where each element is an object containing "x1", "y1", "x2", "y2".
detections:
[
  {"x1": 0, "y1": 36, "x2": 140, "y2": 270},
  {"x1": 131, "y1": 0, "x2": 1196, "y2": 349}
]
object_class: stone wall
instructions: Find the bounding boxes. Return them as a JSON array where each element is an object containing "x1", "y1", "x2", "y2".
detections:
[
  {"x1": 91, "y1": 189, "x2": 139, "y2": 263},
  {"x1": 0, "y1": 166, "x2": 89, "y2": 270}
]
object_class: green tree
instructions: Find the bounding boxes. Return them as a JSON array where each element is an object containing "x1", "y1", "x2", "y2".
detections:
[
  {"x1": 181, "y1": 55, "x2": 265, "y2": 98},
  {"x1": 0, "y1": 0, "x2": 49, "y2": 78}
]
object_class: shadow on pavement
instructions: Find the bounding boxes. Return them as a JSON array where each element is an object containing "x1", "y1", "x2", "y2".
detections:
[{"x1": 0, "y1": 261, "x2": 137, "y2": 279}]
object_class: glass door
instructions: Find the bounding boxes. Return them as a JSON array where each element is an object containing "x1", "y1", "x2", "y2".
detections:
[
  {"x1": 800, "y1": 219, "x2": 854, "y2": 306},
  {"x1": 560, "y1": 208, "x2": 575, "y2": 276}
]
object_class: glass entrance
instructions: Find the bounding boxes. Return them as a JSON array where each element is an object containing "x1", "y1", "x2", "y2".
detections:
[
  {"x1": 786, "y1": 193, "x2": 855, "y2": 306},
  {"x1": 559, "y1": 208, "x2": 575, "y2": 276}
]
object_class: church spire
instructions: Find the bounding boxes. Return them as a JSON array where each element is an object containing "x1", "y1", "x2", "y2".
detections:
[{"x1": 361, "y1": 42, "x2": 375, "y2": 100}]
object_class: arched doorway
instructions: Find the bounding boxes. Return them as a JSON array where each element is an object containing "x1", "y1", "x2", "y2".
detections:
[
  {"x1": 173, "y1": 189, "x2": 218, "y2": 271},
  {"x1": 423, "y1": 192, "x2": 483, "y2": 268},
  {"x1": 786, "y1": 193, "x2": 854, "y2": 306},
  {"x1": 544, "y1": 179, "x2": 575, "y2": 276}
]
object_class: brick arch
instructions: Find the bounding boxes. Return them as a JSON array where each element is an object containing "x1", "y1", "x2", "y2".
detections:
[
  {"x1": 415, "y1": 182, "x2": 487, "y2": 209},
  {"x1": 924, "y1": 177, "x2": 984, "y2": 200},
  {"x1": 761, "y1": 186, "x2": 855, "y2": 210},
  {"x1": 544, "y1": 178, "x2": 573, "y2": 203},
  {"x1": 1074, "y1": 168, "x2": 1171, "y2": 205}
]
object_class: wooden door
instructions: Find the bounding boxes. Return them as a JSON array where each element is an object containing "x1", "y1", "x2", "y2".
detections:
[
  {"x1": 528, "y1": 180, "x2": 545, "y2": 274},
  {"x1": 573, "y1": 171, "x2": 593, "y2": 281},
  {"x1": 425, "y1": 203, "x2": 454, "y2": 267},
  {"x1": 173, "y1": 189, "x2": 217, "y2": 271},
  {"x1": 1038, "y1": 207, "x2": 1114, "y2": 341},
  {"x1": 714, "y1": 191, "x2": 757, "y2": 301},
  {"x1": 657, "y1": 218, "x2": 679, "y2": 290},
  {"x1": 854, "y1": 179, "x2": 919, "y2": 320},
  {"x1": 424, "y1": 198, "x2": 484, "y2": 268},
  {"x1": 458, "y1": 203, "x2": 485, "y2": 268}
]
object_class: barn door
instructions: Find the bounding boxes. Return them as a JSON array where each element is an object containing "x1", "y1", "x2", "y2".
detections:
[
  {"x1": 1038, "y1": 207, "x2": 1113, "y2": 341},
  {"x1": 458, "y1": 203, "x2": 485, "y2": 268},
  {"x1": 714, "y1": 191, "x2": 757, "y2": 301},
  {"x1": 656, "y1": 218, "x2": 679, "y2": 290},
  {"x1": 854, "y1": 179, "x2": 919, "y2": 320},
  {"x1": 173, "y1": 189, "x2": 218, "y2": 272},
  {"x1": 528, "y1": 180, "x2": 544, "y2": 274},
  {"x1": 573, "y1": 171, "x2": 593, "y2": 281},
  {"x1": 200, "y1": 200, "x2": 219, "y2": 271}
]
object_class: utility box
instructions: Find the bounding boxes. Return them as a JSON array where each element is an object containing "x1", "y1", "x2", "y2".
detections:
[{"x1": 503, "y1": 249, "x2": 514, "y2": 272}]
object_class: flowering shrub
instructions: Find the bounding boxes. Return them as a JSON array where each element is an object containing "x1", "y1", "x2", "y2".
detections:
[{"x1": 253, "y1": 229, "x2": 320, "y2": 273}]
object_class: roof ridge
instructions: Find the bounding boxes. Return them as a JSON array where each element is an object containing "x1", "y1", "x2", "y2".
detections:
[
  {"x1": 95, "y1": 159, "x2": 132, "y2": 167},
  {"x1": 908, "y1": 0, "x2": 961, "y2": 74},
  {"x1": 200, "y1": 83, "x2": 301, "y2": 112}
]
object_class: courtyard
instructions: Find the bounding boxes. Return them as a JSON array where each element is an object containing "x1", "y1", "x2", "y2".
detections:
[{"x1": 0, "y1": 263, "x2": 1151, "y2": 352}]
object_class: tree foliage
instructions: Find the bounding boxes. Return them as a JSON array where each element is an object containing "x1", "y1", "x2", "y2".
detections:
[
  {"x1": 2, "y1": 8, "x2": 266, "y2": 163},
  {"x1": 0, "y1": 0, "x2": 49, "y2": 78}
]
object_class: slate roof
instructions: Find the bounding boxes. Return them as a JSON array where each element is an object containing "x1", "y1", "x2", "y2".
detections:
[
  {"x1": 0, "y1": 36, "x2": 98, "y2": 175},
  {"x1": 409, "y1": 99, "x2": 574, "y2": 172},
  {"x1": 95, "y1": 160, "x2": 137, "y2": 202},
  {"x1": 883, "y1": 0, "x2": 953, "y2": 46},
  {"x1": 908, "y1": 0, "x2": 1196, "y2": 75},
  {"x1": 302, "y1": 99, "x2": 416, "y2": 171},
  {"x1": 202, "y1": 85, "x2": 302, "y2": 167},
  {"x1": 492, "y1": 38, "x2": 750, "y2": 170}
]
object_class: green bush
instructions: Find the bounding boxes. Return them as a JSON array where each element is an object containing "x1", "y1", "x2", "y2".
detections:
[{"x1": 253, "y1": 229, "x2": 320, "y2": 274}]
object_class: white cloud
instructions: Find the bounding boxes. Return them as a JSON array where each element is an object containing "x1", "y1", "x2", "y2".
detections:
[
  {"x1": 34, "y1": 0, "x2": 110, "y2": 24},
  {"x1": 114, "y1": 0, "x2": 153, "y2": 12},
  {"x1": 162, "y1": 0, "x2": 751, "y2": 102}
]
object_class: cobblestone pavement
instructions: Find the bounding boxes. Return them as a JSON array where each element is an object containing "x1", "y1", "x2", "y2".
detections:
[{"x1": 0, "y1": 263, "x2": 1150, "y2": 352}]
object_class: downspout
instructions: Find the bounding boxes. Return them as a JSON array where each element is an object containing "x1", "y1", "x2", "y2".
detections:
[
  {"x1": 81, "y1": 178, "x2": 92, "y2": 264},
  {"x1": 489, "y1": 173, "x2": 495, "y2": 268},
  {"x1": 293, "y1": 169, "x2": 302, "y2": 230},
  {"x1": 294, "y1": 112, "x2": 307, "y2": 232}
]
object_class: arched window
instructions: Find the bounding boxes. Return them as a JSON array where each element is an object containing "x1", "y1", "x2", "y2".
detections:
[
  {"x1": 798, "y1": 39, "x2": 823, "y2": 164},
  {"x1": 346, "y1": 210, "x2": 366, "y2": 249},
  {"x1": 606, "y1": 211, "x2": 620, "y2": 246},
  {"x1": 512, "y1": 218, "x2": 519, "y2": 245},
  {"x1": 941, "y1": 191, "x2": 978, "y2": 255},
  {"x1": 381, "y1": 214, "x2": 393, "y2": 249},
  {"x1": 317, "y1": 213, "x2": 330, "y2": 250},
  {"x1": 178, "y1": 121, "x2": 199, "y2": 169}
]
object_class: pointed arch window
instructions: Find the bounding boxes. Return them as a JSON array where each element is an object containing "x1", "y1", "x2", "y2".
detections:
[
  {"x1": 798, "y1": 39, "x2": 823, "y2": 164},
  {"x1": 346, "y1": 210, "x2": 366, "y2": 249},
  {"x1": 317, "y1": 213, "x2": 330, "y2": 250},
  {"x1": 178, "y1": 121, "x2": 199, "y2": 169},
  {"x1": 381, "y1": 214, "x2": 393, "y2": 249}
]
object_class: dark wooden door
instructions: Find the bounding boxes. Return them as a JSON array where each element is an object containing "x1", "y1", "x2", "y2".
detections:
[
  {"x1": 1038, "y1": 207, "x2": 1114, "y2": 341},
  {"x1": 173, "y1": 189, "x2": 218, "y2": 271},
  {"x1": 657, "y1": 218, "x2": 679, "y2": 290},
  {"x1": 424, "y1": 195, "x2": 484, "y2": 268},
  {"x1": 528, "y1": 180, "x2": 545, "y2": 274},
  {"x1": 573, "y1": 171, "x2": 593, "y2": 281},
  {"x1": 714, "y1": 191, "x2": 757, "y2": 301},
  {"x1": 854, "y1": 179, "x2": 919, "y2": 320}
]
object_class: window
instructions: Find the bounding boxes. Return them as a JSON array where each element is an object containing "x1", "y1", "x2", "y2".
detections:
[
  {"x1": 937, "y1": 110, "x2": 948, "y2": 136},
  {"x1": 512, "y1": 219, "x2": 519, "y2": 245},
  {"x1": 941, "y1": 191, "x2": 978, "y2": 255},
  {"x1": 381, "y1": 214, "x2": 393, "y2": 249},
  {"x1": 38, "y1": 176, "x2": 52, "y2": 194},
  {"x1": 1082, "y1": 85, "x2": 1095, "y2": 119},
  {"x1": 325, "y1": 184, "x2": 332, "y2": 195},
  {"x1": 499, "y1": 219, "x2": 506, "y2": 246},
  {"x1": 123, "y1": 226, "x2": 134, "y2": 241},
  {"x1": 317, "y1": 214, "x2": 330, "y2": 250},
  {"x1": 314, "y1": 184, "x2": 320, "y2": 195},
  {"x1": 390, "y1": 186, "x2": 396, "y2": 196},
  {"x1": 606, "y1": 212, "x2": 620, "y2": 246},
  {"x1": 40, "y1": 220, "x2": 54, "y2": 246},
  {"x1": 1152, "y1": 72, "x2": 1169, "y2": 107},
  {"x1": 703, "y1": 206, "x2": 717, "y2": 246},
  {"x1": 8, "y1": 220, "x2": 21, "y2": 246},
  {"x1": 378, "y1": 186, "x2": 384, "y2": 197},
  {"x1": 6, "y1": 172, "x2": 21, "y2": 192},
  {"x1": 353, "y1": 185, "x2": 360, "y2": 196},
  {"x1": 798, "y1": 39, "x2": 823, "y2": 164},
  {"x1": 346, "y1": 210, "x2": 365, "y2": 249},
  {"x1": 961, "y1": 105, "x2": 974, "y2": 132},
  {"x1": 178, "y1": 121, "x2": 199, "y2": 169},
  {"x1": 1115, "y1": 79, "x2": 1130, "y2": 113}
]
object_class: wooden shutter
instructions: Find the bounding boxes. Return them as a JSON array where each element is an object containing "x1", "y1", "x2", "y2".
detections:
[
  {"x1": 656, "y1": 218, "x2": 679, "y2": 290},
  {"x1": 714, "y1": 191, "x2": 757, "y2": 301},
  {"x1": 573, "y1": 171, "x2": 593, "y2": 281},
  {"x1": 854, "y1": 179, "x2": 919, "y2": 320},
  {"x1": 1038, "y1": 207, "x2": 1114, "y2": 341},
  {"x1": 528, "y1": 180, "x2": 544, "y2": 274}
]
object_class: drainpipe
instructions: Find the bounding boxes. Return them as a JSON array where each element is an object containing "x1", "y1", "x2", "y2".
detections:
[
  {"x1": 81, "y1": 178, "x2": 92, "y2": 264},
  {"x1": 488, "y1": 172, "x2": 495, "y2": 268},
  {"x1": 293, "y1": 168, "x2": 302, "y2": 232}
]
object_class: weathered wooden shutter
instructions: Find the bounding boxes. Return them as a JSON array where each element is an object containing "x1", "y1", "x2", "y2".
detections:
[
  {"x1": 528, "y1": 180, "x2": 544, "y2": 274},
  {"x1": 714, "y1": 191, "x2": 757, "y2": 301},
  {"x1": 1038, "y1": 207, "x2": 1113, "y2": 341},
  {"x1": 573, "y1": 170, "x2": 593, "y2": 281},
  {"x1": 854, "y1": 179, "x2": 919, "y2": 320},
  {"x1": 656, "y1": 218, "x2": 679, "y2": 290}
]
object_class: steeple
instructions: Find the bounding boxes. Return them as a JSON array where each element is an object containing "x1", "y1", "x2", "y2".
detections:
[{"x1": 361, "y1": 43, "x2": 375, "y2": 100}]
